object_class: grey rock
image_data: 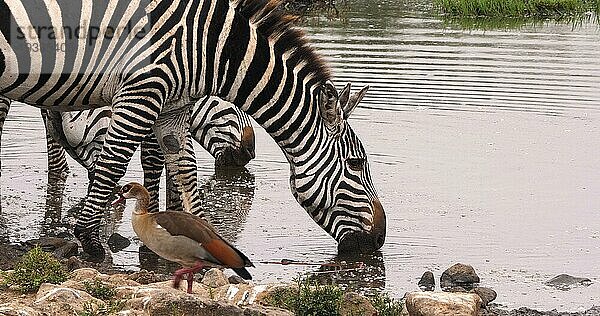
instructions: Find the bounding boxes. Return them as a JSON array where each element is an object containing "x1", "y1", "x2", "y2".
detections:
[
  {"x1": 33, "y1": 283, "x2": 104, "y2": 315},
  {"x1": 26, "y1": 237, "x2": 78, "y2": 259},
  {"x1": 201, "y1": 268, "x2": 229, "y2": 288},
  {"x1": 128, "y1": 269, "x2": 171, "y2": 284},
  {"x1": 418, "y1": 271, "x2": 435, "y2": 291},
  {"x1": 405, "y1": 291, "x2": 481, "y2": 316},
  {"x1": 447, "y1": 286, "x2": 468, "y2": 293},
  {"x1": 63, "y1": 256, "x2": 84, "y2": 271},
  {"x1": 471, "y1": 287, "x2": 497, "y2": 306},
  {"x1": 133, "y1": 290, "x2": 292, "y2": 316},
  {"x1": 441, "y1": 263, "x2": 480, "y2": 291},
  {"x1": 0, "y1": 303, "x2": 41, "y2": 316},
  {"x1": 339, "y1": 292, "x2": 377, "y2": 316},
  {"x1": 107, "y1": 233, "x2": 131, "y2": 253},
  {"x1": 545, "y1": 274, "x2": 592, "y2": 290},
  {"x1": 228, "y1": 275, "x2": 247, "y2": 284}
]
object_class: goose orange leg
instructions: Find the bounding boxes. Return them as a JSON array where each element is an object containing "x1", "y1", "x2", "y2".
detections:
[
  {"x1": 187, "y1": 272, "x2": 194, "y2": 293},
  {"x1": 172, "y1": 262, "x2": 205, "y2": 293}
]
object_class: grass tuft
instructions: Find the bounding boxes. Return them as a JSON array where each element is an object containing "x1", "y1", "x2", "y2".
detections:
[
  {"x1": 265, "y1": 277, "x2": 403, "y2": 316},
  {"x1": 83, "y1": 278, "x2": 117, "y2": 301},
  {"x1": 368, "y1": 292, "x2": 404, "y2": 316},
  {"x1": 266, "y1": 278, "x2": 343, "y2": 316},
  {"x1": 5, "y1": 246, "x2": 67, "y2": 293},
  {"x1": 77, "y1": 300, "x2": 126, "y2": 316}
]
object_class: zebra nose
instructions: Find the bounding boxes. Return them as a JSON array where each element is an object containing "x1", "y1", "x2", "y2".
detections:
[
  {"x1": 371, "y1": 198, "x2": 386, "y2": 249},
  {"x1": 240, "y1": 126, "x2": 256, "y2": 160},
  {"x1": 337, "y1": 199, "x2": 386, "y2": 253}
]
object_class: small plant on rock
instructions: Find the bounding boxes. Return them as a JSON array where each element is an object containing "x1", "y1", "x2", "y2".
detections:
[
  {"x1": 5, "y1": 246, "x2": 67, "y2": 293},
  {"x1": 266, "y1": 277, "x2": 344, "y2": 316},
  {"x1": 83, "y1": 278, "x2": 117, "y2": 301},
  {"x1": 77, "y1": 300, "x2": 125, "y2": 316},
  {"x1": 369, "y1": 292, "x2": 404, "y2": 316}
]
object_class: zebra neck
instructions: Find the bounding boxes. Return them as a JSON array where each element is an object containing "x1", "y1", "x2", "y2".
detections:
[{"x1": 189, "y1": 0, "x2": 329, "y2": 163}]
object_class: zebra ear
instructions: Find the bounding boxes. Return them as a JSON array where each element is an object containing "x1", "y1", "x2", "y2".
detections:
[
  {"x1": 338, "y1": 83, "x2": 352, "y2": 111},
  {"x1": 342, "y1": 85, "x2": 369, "y2": 119},
  {"x1": 318, "y1": 81, "x2": 343, "y2": 129}
]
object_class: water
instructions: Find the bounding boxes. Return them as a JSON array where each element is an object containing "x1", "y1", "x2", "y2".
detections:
[{"x1": 1, "y1": 0, "x2": 600, "y2": 311}]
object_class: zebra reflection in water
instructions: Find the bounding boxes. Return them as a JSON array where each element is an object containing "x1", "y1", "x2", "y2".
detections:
[{"x1": 138, "y1": 169, "x2": 255, "y2": 272}]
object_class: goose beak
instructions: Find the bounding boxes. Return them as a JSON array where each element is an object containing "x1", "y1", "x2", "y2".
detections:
[{"x1": 112, "y1": 195, "x2": 125, "y2": 207}]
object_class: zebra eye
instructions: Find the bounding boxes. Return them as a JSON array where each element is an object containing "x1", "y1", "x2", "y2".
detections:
[{"x1": 347, "y1": 158, "x2": 364, "y2": 171}]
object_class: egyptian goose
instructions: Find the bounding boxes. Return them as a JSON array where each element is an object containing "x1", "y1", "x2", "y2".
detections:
[{"x1": 113, "y1": 182, "x2": 254, "y2": 293}]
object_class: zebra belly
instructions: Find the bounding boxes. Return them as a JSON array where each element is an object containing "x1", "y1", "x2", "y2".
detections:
[{"x1": 60, "y1": 108, "x2": 110, "y2": 147}]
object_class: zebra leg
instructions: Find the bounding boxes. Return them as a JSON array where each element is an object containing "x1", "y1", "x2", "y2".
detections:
[
  {"x1": 74, "y1": 100, "x2": 160, "y2": 262},
  {"x1": 41, "y1": 110, "x2": 70, "y2": 179},
  {"x1": 0, "y1": 95, "x2": 10, "y2": 175},
  {"x1": 141, "y1": 132, "x2": 164, "y2": 213},
  {"x1": 152, "y1": 109, "x2": 204, "y2": 217}
]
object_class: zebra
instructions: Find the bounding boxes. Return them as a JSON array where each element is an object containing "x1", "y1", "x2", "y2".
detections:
[
  {"x1": 0, "y1": 95, "x2": 255, "y2": 212},
  {"x1": 0, "y1": 0, "x2": 386, "y2": 260}
]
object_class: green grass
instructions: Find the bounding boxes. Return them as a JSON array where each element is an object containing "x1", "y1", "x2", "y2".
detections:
[
  {"x1": 368, "y1": 292, "x2": 404, "y2": 316},
  {"x1": 77, "y1": 300, "x2": 126, "y2": 316},
  {"x1": 4, "y1": 246, "x2": 67, "y2": 293},
  {"x1": 266, "y1": 278, "x2": 343, "y2": 316},
  {"x1": 436, "y1": 0, "x2": 600, "y2": 17},
  {"x1": 83, "y1": 278, "x2": 117, "y2": 301},
  {"x1": 265, "y1": 277, "x2": 403, "y2": 316}
]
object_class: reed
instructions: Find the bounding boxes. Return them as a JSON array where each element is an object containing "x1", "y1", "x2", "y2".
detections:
[{"x1": 436, "y1": 0, "x2": 600, "y2": 17}]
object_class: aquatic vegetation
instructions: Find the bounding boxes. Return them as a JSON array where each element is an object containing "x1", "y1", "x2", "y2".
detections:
[
  {"x1": 265, "y1": 277, "x2": 403, "y2": 316},
  {"x1": 83, "y1": 278, "x2": 117, "y2": 301},
  {"x1": 435, "y1": 0, "x2": 600, "y2": 17},
  {"x1": 4, "y1": 246, "x2": 67, "y2": 293}
]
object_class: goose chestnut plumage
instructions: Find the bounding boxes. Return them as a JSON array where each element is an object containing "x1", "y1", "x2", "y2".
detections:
[{"x1": 114, "y1": 182, "x2": 253, "y2": 293}]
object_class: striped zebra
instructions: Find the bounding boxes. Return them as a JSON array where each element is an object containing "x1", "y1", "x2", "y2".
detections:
[
  {"x1": 0, "y1": 95, "x2": 255, "y2": 212},
  {"x1": 0, "y1": 0, "x2": 386, "y2": 260}
]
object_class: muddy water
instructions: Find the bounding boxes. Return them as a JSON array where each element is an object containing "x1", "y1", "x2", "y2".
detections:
[{"x1": 1, "y1": 0, "x2": 600, "y2": 311}]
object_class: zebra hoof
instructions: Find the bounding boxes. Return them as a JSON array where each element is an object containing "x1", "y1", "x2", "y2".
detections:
[
  {"x1": 80, "y1": 241, "x2": 106, "y2": 263},
  {"x1": 74, "y1": 227, "x2": 106, "y2": 263}
]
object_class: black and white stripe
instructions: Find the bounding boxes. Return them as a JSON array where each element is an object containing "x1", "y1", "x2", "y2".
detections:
[
  {"x1": 0, "y1": 96, "x2": 255, "y2": 212},
  {"x1": 0, "y1": 0, "x2": 386, "y2": 259}
]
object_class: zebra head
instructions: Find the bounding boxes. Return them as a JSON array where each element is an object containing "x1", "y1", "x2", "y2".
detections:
[
  {"x1": 289, "y1": 81, "x2": 386, "y2": 253},
  {"x1": 190, "y1": 97, "x2": 256, "y2": 168}
]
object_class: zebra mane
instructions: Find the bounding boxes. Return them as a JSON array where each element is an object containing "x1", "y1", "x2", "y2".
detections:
[{"x1": 233, "y1": 0, "x2": 331, "y2": 84}]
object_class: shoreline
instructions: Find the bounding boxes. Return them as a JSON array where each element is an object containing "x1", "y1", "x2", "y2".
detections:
[{"x1": 1, "y1": 243, "x2": 597, "y2": 316}]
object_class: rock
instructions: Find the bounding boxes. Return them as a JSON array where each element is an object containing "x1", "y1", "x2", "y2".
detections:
[
  {"x1": 127, "y1": 287, "x2": 292, "y2": 316},
  {"x1": 545, "y1": 274, "x2": 592, "y2": 290},
  {"x1": 440, "y1": 263, "x2": 480, "y2": 291},
  {"x1": 0, "y1": 243, "x2": 27, "y2": 270},
  {"x1": 228, "y1": 275, "x2": 247, "y2": 285},
  {"x1": 0, "y1": 303, "x2": 41, "y2": 316},
  {"x1": 471, "y1": 287, "x2": 497, "y2": 306},
  {"x1": 405, "y1": 291, "x2": 482, "y2": 316},
  {"x1": 418, "y1": 271, "x2": 435, "y2": 291},
  {"x1": 446, "y1": 286, "x2": 467, "y2": 293},
  {"x1": 128, "y1": 269, "x2": 171, "y2": 284},
  {"x1": 107, "y1": 233, "x2": 131, "y2": 253},
  {"x1": 69, "y1": 268, "x2": 101, "y2": 281},
  {"x1": 211, "y1": 283, "x2": 295, "y2": 306},
  {"x1": 202, "y1": 268, "x2": 229, "y2": 288},
  {"x1": 254, "y1": 283, "x2": 298, "y2": 305},
  {"x1": 26, "y1": 237, "x2": 78, "y2": 259},
  {"x1": 339, "y1": 292, "x2": 377, "y2": 316},
  {"x1": 63, "y1": 256, "x2": 84, "y2": 271},
  {"x1": 33, "y1": 283, "x2": 104, "y2": 315},
  {"x1": 107, "y1": 273, "x2": 141, "y2": 287}
]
